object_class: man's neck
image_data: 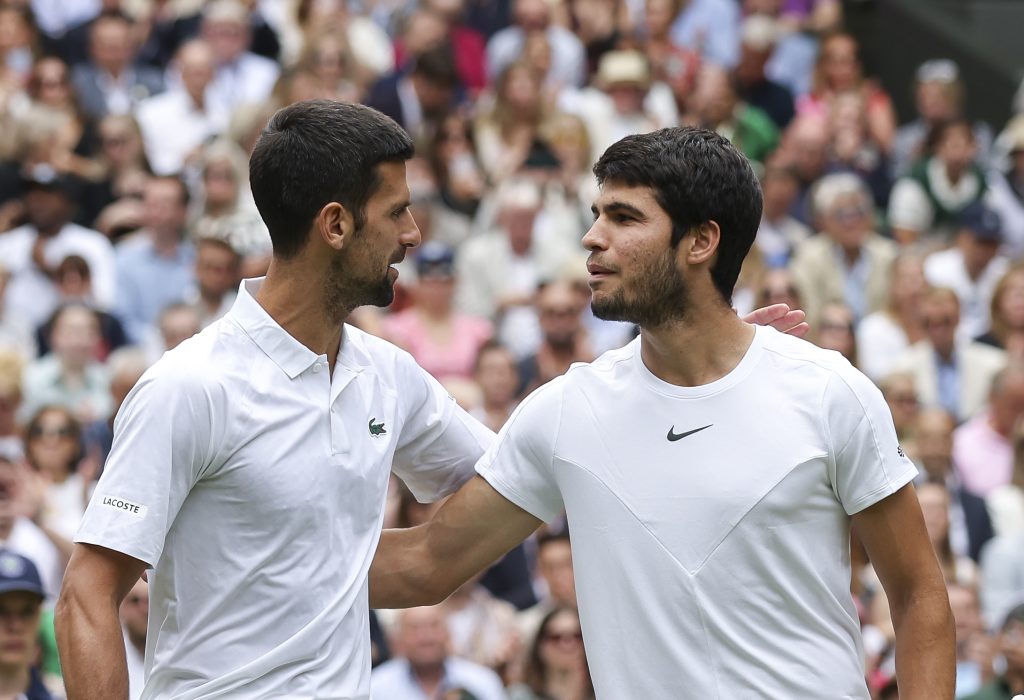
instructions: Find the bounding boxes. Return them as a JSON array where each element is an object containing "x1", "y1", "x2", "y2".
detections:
[
  {"x1": 0, "y1": 665, "x2": 30, "y2": 697},
  {"x1": 255, "y1": 261, "x2": 347, "y2": 372},
  {"x1": 639, "y1": 303, "x2": 755, "y2": 387},
  {"x1": 35, "y1": 222, "x2": 63, "y2": 238},
  {"x1": 149, "y1": 229, "x2": 181, "y2": 256},
  {"x1": 411, "y1": 661, "x2": 445, "y2": 696}
]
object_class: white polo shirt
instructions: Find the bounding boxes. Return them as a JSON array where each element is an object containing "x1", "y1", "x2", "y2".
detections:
[
  {"x1": 477, "y1": 325, "x2": 917, "y2": 699},
  {"x1": 76, "y1": 278, "x2": 493, "y2": 699}
]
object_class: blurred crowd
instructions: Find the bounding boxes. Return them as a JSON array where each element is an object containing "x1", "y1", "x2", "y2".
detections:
[{"x1": 0, "y1": 0, "x2": 1023, "y2": 698}]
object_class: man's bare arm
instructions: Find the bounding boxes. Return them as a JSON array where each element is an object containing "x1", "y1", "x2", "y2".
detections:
[
  {"x1": 853, "y1": 484, "x2": 955, "y2": 700},
  {"x1": 56, "y1": 543, "x2": 148, "y2": 700},
  {"x1": 370, "y1": 476, "x2": 543, "y2": 608}
]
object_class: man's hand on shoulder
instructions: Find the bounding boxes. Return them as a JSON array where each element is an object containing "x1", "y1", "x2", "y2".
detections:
[{"x1": 741, "y1": 304, "x2": 809, "y2": 338}]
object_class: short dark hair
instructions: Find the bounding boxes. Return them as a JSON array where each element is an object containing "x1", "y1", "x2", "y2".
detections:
[
  {"x1": 592, "y1": 127, "x2": 763, "y2": 304},
  {"x1": 249, "y1": 100, "x2": 414, "y2": 259}
]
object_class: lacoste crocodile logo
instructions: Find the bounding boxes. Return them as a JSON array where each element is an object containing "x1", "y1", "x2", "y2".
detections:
[{"x1": 368, "y1": 418, "x2": 387, "y2": 437}]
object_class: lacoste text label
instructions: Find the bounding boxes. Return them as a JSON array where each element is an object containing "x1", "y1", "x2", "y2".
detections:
[{"x1": 99, "y1": 495, "x2": 147, "y2": 518}]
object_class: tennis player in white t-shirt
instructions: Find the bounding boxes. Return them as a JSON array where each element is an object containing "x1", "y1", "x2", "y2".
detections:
[{"x1": 372, "y1": 127, "x2": 955, "y2": 698}]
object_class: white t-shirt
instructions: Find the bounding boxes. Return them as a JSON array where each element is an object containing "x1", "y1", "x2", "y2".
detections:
[
  {"x1": 76, "y1": 278, "x2": 493, "y2": 700},
  {"x1": 477, "y1": 325, "x2": 917, "y2": 699}
]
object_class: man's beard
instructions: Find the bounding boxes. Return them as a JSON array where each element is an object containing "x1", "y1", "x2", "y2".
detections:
[
  {"x1": 323, "y1": 245, "x2": 395, "y2": 321},
  {"x1": 591, "y1": 248, "x2": 689, "y2": 328}
]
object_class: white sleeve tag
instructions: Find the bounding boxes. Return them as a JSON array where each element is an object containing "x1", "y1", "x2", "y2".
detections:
[{"x1": 98, "y1": 495, "x2": 148, "y2": 519}]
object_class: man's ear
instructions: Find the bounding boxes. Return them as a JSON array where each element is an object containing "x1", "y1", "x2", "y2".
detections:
[
  {"x1": 685, "y1": 221, "x2": 721, "y2": 266},
  {"x1": 316, "y1": 202, "x2": 356, "y2": 251}
]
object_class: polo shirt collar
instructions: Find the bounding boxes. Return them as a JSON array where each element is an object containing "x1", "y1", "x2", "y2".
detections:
[{"x1": 228, "y1": 278, "x2": 322, "y2": 379}]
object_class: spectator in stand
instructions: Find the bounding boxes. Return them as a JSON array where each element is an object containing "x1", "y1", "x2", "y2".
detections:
[
  {"x1": 519, "y1": 532, "x2": 576, "y2": 643},
  {"x1": 892, "y1": 59, "x2": 993, "y2": 179},
  {"x1": 914, "y1": 408, "x2": 994, "y2": 564},
  {"x1": 487, "y1": 0, "x2": 587, "y2": 90},
  {"x1": 294, "y1": 29, "x2": 361, "y2": 104},
  {"x1": 470, "y1": 341, "x2": 521, "y2": 433},
  {"x1": 518, "y1": 280, "x2": 594, "y2": 397},
  {"x1": 668, "y1": 0, "x2": 740, "y2": 69},
  {"x1": 857, "y1": 253, "x2": 926, "y2": 383},
  {"x1": 987, "y1": 117, "x2": 1024, "y2": 259},
  {"x1": 977, "y1": 264, "x2": 1024, "y2": 362},
  {"x1": 23, "y1": 406, "x2": 94, "y2": 543},
  {"x1": 371, "y1": 606, "x2": 507, "y2": 700},
  {"x1": 441, "y1": 575, "x2": 521, "y2": 676},
  {"x1": 382, "y1": 241, "x2": 493, "y2": 382},
  {"x1": 631, "y1": 0, "x2": 700, "y2": 119},
  {"x1": 947, "y1": 583, "x2": 997, "y2": 698},
  {"x1": 0, "y1": 353, "x2": 24, "y2": 458},
  {"x1": 733, "y1": 13, "x2": 795, "y2": 130},
  {"x1": 889, "y1": 118, "x2": 988, "y2": 246},
  {"x1": 777, "y1": 115, "x2": 829, "y2": 224},
  {"x1": 147, "y1": 301, "x2": 200, "y2": 364},
  {"x1": 979, "y1": 535, "x2": 1024, "y2": 634},
  {"x1": 918, "y1": 481, "x2": 977, "y2": 586},
  {"x1": 83, "y1": 114, "x2": 152, "y2": 237},
  {"x1": 961, "y1": 604, "x2": 1024, "y2": 700},
  {"x1": 81, "y1": 345, "x2": 147, "y2": 468},
  {"x1": 893, "y1": 287, "x2": 1005, "y2": 423},
  {"x1": 923, "y1": 203, "x2": 1009, "y2": 341},
  {"x1": 986, "y1": 418, "x2": 1024, "y2": 539},
  {"x1": 365, "y1": 45, "x2": 463, "y2": 150},
  {"x1": 0, "y1": 451, "x2": 66, "y2": 602},
  {"x1": 879, "y1": 372, "x2": 920, "y2": 453},
  {"x1": 753, "y1": 164, "x2": 810, "y2": 268},
  {"x1": 797, "y1": 31, "x2": 896, "y2": 156},
  {"x1": 200, "y1": 0, "x2": 279, "y2": 112},
  {"x1": 70, "y1": 12, "x2": 164, "y2": 120},
  {"x1": 414, "y1": 0, "x2": 488, "y2": 95},
  {"x1": 824, "y1": 89, "x2": 891, "y2": 207},
  {"x1": 184, "y1": 236, "x2": 240, "y2": 330},
  {"x1": 811, "y1": 300, "x2": 856, "y2": 365},
  {"x1": 686, "y1": 63, "x2": 778, "y2": 167},
  {"x1": 952, "y1": 363, "x2": 1024, "y2": 497},
  {"x1": 0, "y1": 550, "x2": 55, "y2": 700},
  {"x1": 119, "y1": 578, "x2": 147, "y2": 700},
  {"x1": 789, "y1": 172, "x2": 897, "y2": 327},
  {"x1": 21, "y1": 304, "x2": 111, "y2": 424},
  {"x1": 114, "y1": 175, "x2": 195, "y2": 344},
  {"x1": 135, "y1": 39, "x2": 227, "y2": 176},
  {"x1": 0, "y1": 5, "x2": 39, "y2": 93},
  {"x1": 426, "y1": 114, "x2": 487, "y2": 243},
  {"x1": 509, "y1": 606, "x2": 594, "y2": 700}
]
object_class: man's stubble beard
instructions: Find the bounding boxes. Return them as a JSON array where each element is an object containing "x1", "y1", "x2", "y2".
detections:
[{"x1": 591, "y1": 247, "x2": 689, "y2": 328}]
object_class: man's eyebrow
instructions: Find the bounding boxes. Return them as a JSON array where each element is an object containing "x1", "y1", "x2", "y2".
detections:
[{"x1": 593, "y1": 201, "x2": 647, "y2": 219}]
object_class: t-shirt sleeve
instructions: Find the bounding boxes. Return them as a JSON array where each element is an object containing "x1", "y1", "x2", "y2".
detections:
[
  {"x1": 74, "y1": 361, "x2": 222, "y2": 567},
  {"x1": 475, "y1": 379, "x2": 565, "y2": 523},
  {"x1": 391, "y1": 353, "x2": 495, "y2": 503},
  {"x1": 824, "y1": 366, "x2": 919, "y2": 515}
]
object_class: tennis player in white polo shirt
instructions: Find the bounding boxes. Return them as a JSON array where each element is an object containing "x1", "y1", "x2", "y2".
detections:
[{"x1": 371, "y1": 128, "x2": 955, "y2": 698}]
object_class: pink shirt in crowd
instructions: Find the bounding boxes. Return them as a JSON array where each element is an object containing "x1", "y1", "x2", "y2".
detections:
[
  {"x1": 382, "y1": 310, "x2": 492, "y2": 381},
  {"x1": 952, "y1": 411, "x2": 1013, "y2": 497}
]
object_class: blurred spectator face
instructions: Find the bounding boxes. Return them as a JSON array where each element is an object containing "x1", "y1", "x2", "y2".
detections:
[
  {"x1": 142, "y1": 178, "x2": 187, "y2": 238},
  {"x1": 819, "y1": 34, "x2": 860, "y2": 91},
  {"x1": 935, "y1": 123, "x2": 976, "y2": 172},
  {"x1": 308, "y1": 33, "x2": 349, "y2": 85},
  {"x1": 413, "y1": 270, "x2": 455, "y2": 316},
  {"x1": 27, "y1": 407, "x2": 80, "y2": 478},
  {"x1": 916, "y1": 482, "x2": 950, "y2": 547},
  {"x1": 644, "y1": 0, "x2": 680, "y2": 36},
  {"x1": 515, "y1": 0, "x2": 552, "y2": 32},
  {"x1": 90, "y1": 15, "x2": 134, "y2": 74},
  {"x1": 991, "y1": 370, "x2": 1024, "y2": 438},
  {"x1": 538, "y1": 537, "x2": 576, "y2": 606},
  {"x1": 99, "y1": 115, "x2": 144, "y2": 169},
  {"x1": 880, "y1": 374, "x2": 920, "y2": 439},
  {"x1": 29, "y1": 57, "x2": 72, "y2": 107},
  {"x1": 196, "y1": 239, "x2": 240, "y2": 301},
  {"x1": 0, "y1": 591, "x2": 42, "y2": 669},
  {"x1": 51, "y1": 306, "x2": 101, "y2": 369},
  {"x1": 785, "y1": 118, "x2": 829, "y2": 182},
  {"x1": 403, "y1": 11, "x2": 448, "y2": 57},
  {"x1": 203, "y1": 160, "x2": 238, "y2": 211},
  {"x1": 758, "y1": 268, "x2": 801, "y2": 308},
  {"x1": 538, "y1": 282, "x2": 585, "y2": 351},
  {"x1": 693, "y1": 66, "x2": 737, "y2": 127},
  {"x1": 538, "y1": 608, "x2": 585, "y2": 672},
  {"x1": 24, "y1": 187, "x2": 72, "y2": 233},
  {"x1": 1000, "y1": 614, "x2": 1024, "y2": 676},
  {"x1": 396, "y1": 607, "x2": 449, "y2": 669},
  {"x1": 959, "y1": 229, "x2": 1000, "y2": 278},
  {"x1": 761, "y1": 167, "x2": 799, "y2": 218},
  {"x1": 119, "y1": 579, "x2": 148, "y2": 642},
  {"x1": 914, "y1": 409, "x2": 955, "y2": 481},
  {"x1": 56, "y1": 255, "x2": 93, "y2": 300},
  {"x1": 500, "y1": 63, "x2": 541, "y2": 115},
  {"x1": 822, "y1": 193, "x2": 872, "y2": 251},
  {"x1": 921, "y1": 293, "x2": 959, "y2": 357},
  {"x1": 475, "y1": 345, "x2": 519, "y2": 406},
  {"x1": 160, "y1": 306, "x2": 201, "y2": 350},
  {"x1": 177, "y1": 41, "x2": 216, "y2": 102},
  {"x1": 916, "y1": 81, "x2": 958, "y2": 124},
  {"x1": 814, "y1": 302, "x2": 855, "y2": 360},
  {"x1": 947, "y1": 585, "x2": 983, "y2": 648},
  {"x1": 889, "y1": 256, "x2": 926, "y2": 310},
  {"x1": 203, "y1": 16, "x2": 250, "y2": 64},
  {"x1": 0, "y1": 7, "x2": 31, "y2": 55}
]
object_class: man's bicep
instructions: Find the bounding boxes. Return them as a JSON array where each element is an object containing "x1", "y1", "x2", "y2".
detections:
[
  {"x1": 853, "y1": 484, "x2": 945, "y2": 603},
  {"x1": 62, "y1": 543, "x2": 148, "y2": 604},
  {"x1": 428, "y1": 476, "x2": 543, "y2": 582}
]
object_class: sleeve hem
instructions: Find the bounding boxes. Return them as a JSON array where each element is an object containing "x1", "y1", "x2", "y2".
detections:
[
  {"x1": 844, "y1": 465, "x2": 918, "y2": 515},
  {"x1": 476, "y1": 465, "x2": 559, "y2": 524},
  {"x1": 73, "y1": 532, "x2": 159, "y2": 570}
]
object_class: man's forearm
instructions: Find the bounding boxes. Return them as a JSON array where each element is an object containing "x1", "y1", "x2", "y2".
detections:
[
  {"x1": 55, "y1": 590, "x2": 130, "y2": 700},
  {"x1": 892, "y1": 585, "x2": 956, "y2": 700},
  {"x1": 370, "y1": 526, "x2": 448, "y2": 609}
]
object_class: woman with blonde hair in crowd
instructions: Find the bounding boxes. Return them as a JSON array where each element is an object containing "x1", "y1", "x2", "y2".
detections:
[
  {"x1": 977, "y1": 263, "x2": 1024, "y2": 360},
  {"x1": 509, "y1": 606, "x2": 594, "y2": 700},
  {"x1": 856, "y1": 252, "x2": 927, "y2": 382},
  {"x1": 797, "y1": 31, "x2": 896, "y2": 156}
]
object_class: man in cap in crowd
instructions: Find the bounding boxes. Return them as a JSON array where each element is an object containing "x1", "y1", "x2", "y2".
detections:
[{"x1": 0, "y1": 550, "x2": 54, "y2": 699}]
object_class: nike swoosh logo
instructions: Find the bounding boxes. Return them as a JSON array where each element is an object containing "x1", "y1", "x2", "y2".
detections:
[{"x1": 667, "y1": 424, "x2": 713, "y2": 442}]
